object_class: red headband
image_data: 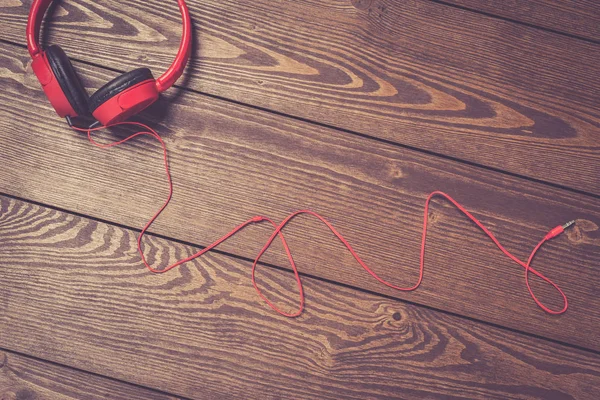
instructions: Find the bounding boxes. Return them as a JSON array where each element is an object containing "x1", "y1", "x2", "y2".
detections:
[{"x1": 26, "y1": 0, "x2": 192, "y2": 93}]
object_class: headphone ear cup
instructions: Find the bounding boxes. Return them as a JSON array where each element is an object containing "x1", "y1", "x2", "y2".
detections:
[
  {"x1": 45, "y1": 45, "x2": 90, "y2": 117},
  {"x1": 89, "y1": 68, "x2": 158, "y2": 125}
]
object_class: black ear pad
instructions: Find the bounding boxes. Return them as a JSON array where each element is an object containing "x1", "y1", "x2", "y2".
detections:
[
  {"x1": 88, "y1": 68, "x2": 155, "y2": 113},
  {"x1": 45, "y1": 45, "x2": 90, "y2": 117}
]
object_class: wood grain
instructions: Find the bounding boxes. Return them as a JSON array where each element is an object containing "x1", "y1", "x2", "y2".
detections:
[
  {"x1": 442, "y1": 0, "x2": 600, "y2": 42},
  {"x1": 0, "y1": 350, "x2": 177, "y2": 399},
  {"x1": 2, "y1": 0, "x2": 599, "y2": 194},
  {"x1": 1, "y1": 43, "x2": 600, "y2": 351},
  {"x1": 1, "y1": 195, "x2": 600, "y2": 400}
]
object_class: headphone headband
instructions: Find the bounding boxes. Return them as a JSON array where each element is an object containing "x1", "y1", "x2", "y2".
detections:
[{"x1": 26, "y1": 0, "x2": 192, "y2": 93}]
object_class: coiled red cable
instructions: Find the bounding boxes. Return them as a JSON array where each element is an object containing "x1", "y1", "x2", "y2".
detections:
[{"x1": 72, "y1": 122, "x2": 572, "y2": 317}]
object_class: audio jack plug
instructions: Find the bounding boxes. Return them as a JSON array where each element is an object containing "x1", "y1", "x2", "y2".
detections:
[{"x1": 545, "y1": 220, "x2": 576, "y2": 240}]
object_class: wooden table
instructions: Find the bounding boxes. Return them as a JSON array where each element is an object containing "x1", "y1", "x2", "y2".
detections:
[{"x1": 1, "y1": 1, "x2": 599, "y2": 398}]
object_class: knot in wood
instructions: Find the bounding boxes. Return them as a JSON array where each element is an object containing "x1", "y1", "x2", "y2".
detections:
[
  {"x1": 351, "y1": 0, "x2": 373, "y2": 11},
  {"x1": 2, "y1": 388, "x2": 37, "y2": 400},
  {"x1": 388, "y1": 163, "x2": 405, "y2": 180},
  {"x1": 428, "y1": 210, "x2": 440, "y2": 224}
]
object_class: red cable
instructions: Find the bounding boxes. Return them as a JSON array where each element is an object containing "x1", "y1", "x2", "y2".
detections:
[{"x1": 72, "y1": 122, "x2": 571, "y2": 317}]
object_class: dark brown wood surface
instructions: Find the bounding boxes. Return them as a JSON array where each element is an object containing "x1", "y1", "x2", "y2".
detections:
[
  {"x1": 1, "y1": 1, "x2": 599, "y2": 398},
  {"x1": 1, "y1": 195, "x2": 600, "y2": 400},
  {"x1": 0, "y1": 350, "x2": 177, "y2": 399},
  {"x1": 1, "y1": 43, "x2": 599, "y2": 352},
  {"x1": 1, "y1": 0, "x2": 599, "y2": 194},
  {"x1": 441, "y1": 0, "x2": 600, "y2": 41}
]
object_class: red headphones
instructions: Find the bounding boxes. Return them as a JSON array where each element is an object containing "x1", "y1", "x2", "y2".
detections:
[{"x1": 27, "y1": 0, "x2": 192, "y2": 126}]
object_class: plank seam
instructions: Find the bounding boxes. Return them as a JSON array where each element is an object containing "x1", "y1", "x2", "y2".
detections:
[
  {"x1": 2, "y1": 191, "x2": 599, "y2": 357},
  {"x1": 0, "y1": 346, "x2": 193, "y2": 400},
  {"x1": 1, "y1": 38, "x2": 597, "y2": 200},
  {"x1": 424, "y1": 0, "x2": 600, "y2": 45}
]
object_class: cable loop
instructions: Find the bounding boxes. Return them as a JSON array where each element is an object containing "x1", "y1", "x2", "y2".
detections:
[{"x1": 71, "y1": 123, "x2": 570, "y2": 317}]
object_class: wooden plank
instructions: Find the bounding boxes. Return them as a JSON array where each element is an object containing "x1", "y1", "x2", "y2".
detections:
[
  {"x1": 0, "y1": 350, "x2": 177, "y2": 399},
  {"x1": 1, "y1": 44, "x2": 600, "y2": 351},
  {"x1": 2, "y1": 0, "x2": 599, "y2": 194},
  {"x1": 1, "y1": 195, "x2": 600, "y2": 400},
  {"x1": 441, "y1": 0, "x2": 600, "y2": 42}
]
